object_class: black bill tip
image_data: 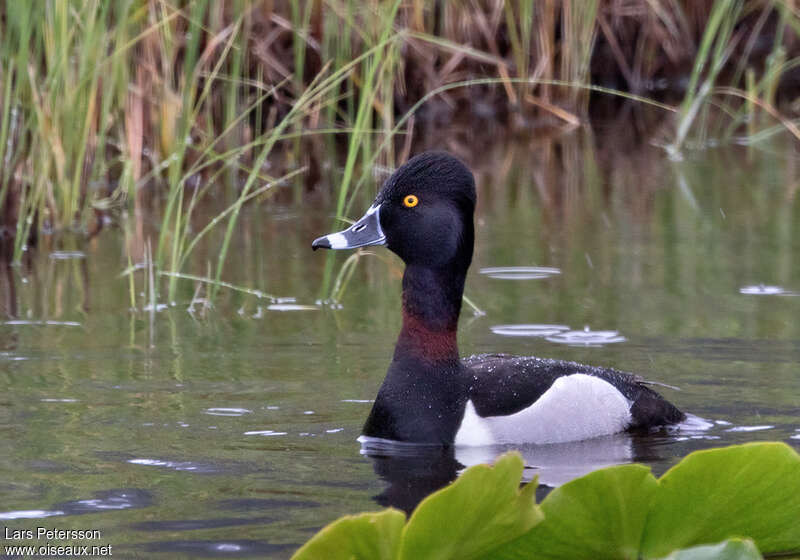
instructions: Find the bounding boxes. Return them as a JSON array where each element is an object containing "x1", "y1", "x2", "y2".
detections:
[
  {"x1": 312, "y1": 204, "x2": 384, "y2": 252},
  {"x1": 311, "y1": 236, "x2": 331, "y2": 251}
]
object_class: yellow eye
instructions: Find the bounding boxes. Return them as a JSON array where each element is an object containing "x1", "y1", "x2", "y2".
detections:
[{"x1": 403, "y1": 194, "x2": 419, "y2": 208}]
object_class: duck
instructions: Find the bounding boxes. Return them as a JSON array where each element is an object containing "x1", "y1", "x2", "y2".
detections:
[{"x1": 312, "y1": 151, "x2": 685, "y2": 446}]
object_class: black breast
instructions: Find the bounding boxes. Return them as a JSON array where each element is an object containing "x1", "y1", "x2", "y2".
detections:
[
  {"x1": 362, "y1": 358, "x2": 470, "y2": 444},
  {"x1": 463, "y1": 353, "x2": 685, "y2": 428}
]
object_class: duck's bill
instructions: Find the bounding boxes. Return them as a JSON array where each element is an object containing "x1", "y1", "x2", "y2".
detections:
[{"x1": 311, "y1": 204, "x2": 386, "y2": 251}]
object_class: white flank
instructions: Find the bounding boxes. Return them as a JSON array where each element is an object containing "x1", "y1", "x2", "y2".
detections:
[{"x1": 454, "y1": 373, "x2": 632, "y2": 445}]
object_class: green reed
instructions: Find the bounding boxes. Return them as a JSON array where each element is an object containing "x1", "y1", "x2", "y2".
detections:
[
  {"x1": 1, "y1": 1, "x2": 132, "y2": 258},
  {"x1": 318, "y1": 0, "x2": 403, "y2": 300},
  {"x1": 0, "y1": 0, "x2": 797, "y2": 306},
  {"x1": 668, "y1": 0, "x2": 743, "y2": 155}
]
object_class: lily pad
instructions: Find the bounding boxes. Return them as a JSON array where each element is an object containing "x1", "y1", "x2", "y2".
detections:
[
  {"x1": 400, "y1": 453, "x2": 542, "y2": 560},
  {"x1": 291, "y1": 509, "x2": 405, "y2": 560},
  {"x1": 641, "y1": 442, "x2": 800, "y2": 558},
  {"x1": 493, "y1": 464, "x2": 658, "y2": 560},
  {"x1": 497, "y1": 442, "x2": 800, "y2": 559},
  {"x1": 294, "y1": 443, "x2": 800, "y2": 560},
  {"x1": 291, "y1": 453, "x2": 541, "y2": 560}
]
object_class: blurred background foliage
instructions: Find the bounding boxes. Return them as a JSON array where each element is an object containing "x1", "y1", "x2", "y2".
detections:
[{"x1": 0, "y1": 0, "x2": 798, "y2": 298}]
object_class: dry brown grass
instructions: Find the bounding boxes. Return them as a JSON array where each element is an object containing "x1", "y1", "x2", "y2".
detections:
[{"x1": 0, "y1": 0, "x2": 797, "y2": 261}]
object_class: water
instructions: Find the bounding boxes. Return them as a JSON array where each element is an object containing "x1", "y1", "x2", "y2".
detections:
[{"x1": 1, "y1": 136, "x2": 799, "y2": 558}]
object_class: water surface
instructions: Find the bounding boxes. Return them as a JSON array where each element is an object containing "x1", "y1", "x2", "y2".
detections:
[{"x1": 1, "y1": 135, "x2": 799, "y2": 558}]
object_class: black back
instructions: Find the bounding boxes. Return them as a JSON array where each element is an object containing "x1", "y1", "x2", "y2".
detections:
[{"x1": 464, "y1": 354, "x2": 685, "y2": 428}]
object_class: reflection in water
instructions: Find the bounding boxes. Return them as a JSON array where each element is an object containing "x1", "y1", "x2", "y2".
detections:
[
  {"x1": 455, "y1": 435, "x2": 633, "y2": 488},
  {"x1": 0, "y1": 261, "x2": 16, "y2": 318},
  {"x1": 360, "y1": 416, "x2": 727, "y2": 513},
  {"x1": 358, "y1": 437, "x2": 461, "y2": 514},
  {"x1": 360, "y1": 434, "x2": 653, "y2": 512}
]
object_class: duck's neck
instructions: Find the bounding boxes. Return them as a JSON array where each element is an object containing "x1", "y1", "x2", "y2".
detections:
[
  {"x1": 362, "y1": 263, "x2": 469, "y2": 443},
  {"x1": 395, "y1": 264, "x2": 465, "y2": 364}
]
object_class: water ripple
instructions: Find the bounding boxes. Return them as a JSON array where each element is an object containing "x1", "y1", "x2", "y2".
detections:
[
  {"x1": 54, "y1": 489, "x2": 153, "y2": 515},
  {"x1": 204, "y1": 408, "x2": 252, "y2": 417},
  {"x1": 3, "y1": 320, "x2": 81, "y2": 327},
  {"x1": 491, "y1": 324, "x2": 570, "y2": 337},
  {"x1": 545, "y1": 326, "x2": 627, "y2": 347},
  {"x1": 0, "y1": 509, "x2": 64, "y2": 520},
  {"x1": 479, "y1": 266, "x2": 561, "y2": 280},
  {"x1": 739, "y1": 284, "x2": 798, "y2": 296},
  {"x1": 132, "y1": 516, "x2": 273, "y2": 532},
  {"x1": 128, "y1": 458, "x2": 218, "y2": 473},
  {"x1": 49, "y1": 251, "x2": 86, "y2": 260},
  {"x1": 0, "y1": 352, "x2": 29, "y2": 361},
  {"x1": 142, "y1": 539, "x2": 288, "y2": 557},
  {"x1": 725, "y1": 425, "x2": 774, "y2": 432},
  {"x1": 215, "y1": 498, "x2": 318, "y2": 511},
  {"x1": 266, "y1": 303, "x2": 318, "y2": 312}
]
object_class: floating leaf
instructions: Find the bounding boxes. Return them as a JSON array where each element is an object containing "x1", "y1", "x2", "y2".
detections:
[
  {"x1": 641, "y1": 442, "x2": 800, "y2": 558},
  {"x1": 493, "y1": 464, "x2": 657, "y2": 560},
  {"x1": 291, "y1": 509, "x2": 405, "y2": 560},
  {"x1": 293, "y1": 443, "x2": 800, "y2": 560},
  {"x1": 399, "y1": 452, "x2": 542, "y2": 560},
  {"x1": 658, "y1": 539, "x2": 762, "y2": 560}
]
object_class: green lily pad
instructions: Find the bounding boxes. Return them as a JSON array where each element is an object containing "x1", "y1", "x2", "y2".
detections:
[
  {"x1": 399, "y1": 452, "x2": 542, "y2": 560},
  {"x1": 641, "y1": 442, "x2": 800, "y2": 558},
  {"x1": 658, "y1": 539, "x2": 762, "y2": 560},
  {"x1": 493, "y1": 464, "x2": 658, "y2": 560},
  {"x1": 293, "y1": 442, "x2": 800, "y2": 560},
  {"x1": 291, "y1": 509, "x2": 405, "y2": 560}
]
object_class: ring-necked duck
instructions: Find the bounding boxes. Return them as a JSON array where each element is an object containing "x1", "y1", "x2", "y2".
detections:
[{"x1": 312, "y1": 151, "x2": 684, "y2": 446}]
